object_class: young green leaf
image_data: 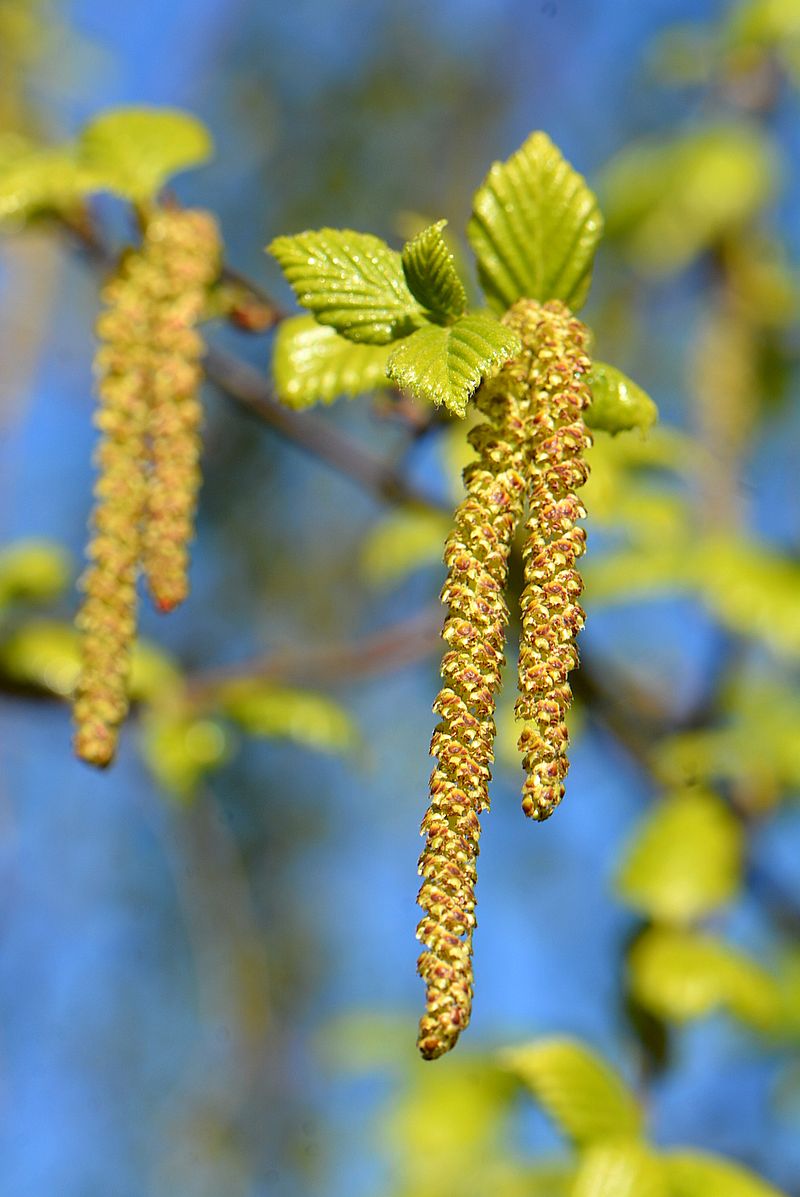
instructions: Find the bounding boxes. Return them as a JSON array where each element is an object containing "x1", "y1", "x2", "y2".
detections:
[
  {"x1": 501, "y1": 1038, "x2": 643, "y2": 1146},
  {"x1": 268, "y1": 228, "x2": 427, "y2": 344},
  {"x1": 585, "y1": 362, "x2": 658, "y2": 434},
  {"x1": 386, "y1": 313, "x2": 521, "y2": 417},
  {"x1": 628, "y1": 927, "x2": 781, "y2": 1031},
  {"x1": 571, "y1": 1142, "x2": 668, "y2": 1197},
  {"x1": 664, "y1": 1151, "x2": 787, "y2": 1197},
  {"x1": 78, "y1": 106, "x2": 213, "y2": 202},
  {"x1": 468, "y1": 131, "x2": 603, "y2": 313},
  {"x1": 401, "y1": 219, "x2": 467, "y2": 320},
  {"x1": 615, "y1": 788, "x2": 743, "y2": 924},
  {"x1": 273, "y1": 315, "x2": 391, "y2": 408}
]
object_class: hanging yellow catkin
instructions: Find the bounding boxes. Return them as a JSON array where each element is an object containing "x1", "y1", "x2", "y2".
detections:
[
  {"x1": 140, "y1": 208, "x2": 221, "y2": 613},
  {"x1": 73, "y1": 251, "x2": 157, "y2": 766},
  {"x1": 515, "y1": 300, "x2": 592, "y2": 821},
  {"x1": 416, "y1": 302, "x2": 539, "y2": 1059}
]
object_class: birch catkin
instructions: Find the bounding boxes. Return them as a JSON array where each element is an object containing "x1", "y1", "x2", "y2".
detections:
[
  {"x1": 140, "y1": 209, "x2": 221, "y2": 613},
  {"x1": 516, "y1": 301, "x2": 592, "y2": 821},
  {"x1": 416, "y1": 302, "x2": 537, "y2": 1059},
  {"x1": 73, "y1": 208, "x2": 220, "y2": 766},
  {"x1": 73, "y1": 256, "x2": 155, "y2": 766}
]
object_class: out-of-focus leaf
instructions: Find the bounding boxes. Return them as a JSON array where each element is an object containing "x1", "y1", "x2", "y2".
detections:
[
  {"x1": 570, "y1": 1141, "x2": 667, "y2": 1197},
  {"x1": 140, "y1": 711, "x2": 229, "y2": 800},
  {"x1": 360, "y1": 508, "x2": 450, "y2": 586},
  {"x1": 664, "y1": 1150, "x2": 787, "y2": 1196},
  {"x1": 0, "y1": 619, "x2": 79, "y2": 696},
  {"x1": 628, "y1": 927, "x2": 781, "y2": 1030},
  {"x1": 78, "y1": 106, "x2": 212, "y2": 202},
  {"x1": 381, "y1": 1056, "x2": 517, "y2": 1197},
  {"x1": 697, "y1": 537, "x2": 800, "y2": 658},
  {"x1": 657, "y1": 678, "x2": 800, "y2": 807},
  {"x1": 602, "y1": 125, "x2": 777, "y2": 274},
  {"x1": 386, "y1": 313, "x2": 520, "y2": 416},
  {"x1": 128, "y1": 641, "x2": 183, "y2": 703},
  {"x1": 616, "y1": 789, "x2": 743, "y2": 924},
  {"x1": 468, "y1": 131, "x2": 603, "y2": 313},
  {"x1": 219, "y1": 679, "x2": 357, "y2": 754},
  {"x1": 0, "y1": 142, "x2": 95, "y2": 222},
  {"x1": 586, "y1": 362, "x2": 658, "y2": 435},
  {"x1": 0, "y1": 539, "x2": 71, "y2": 606},
  {"x1": 268, "y1": 228, "x2": 426, "y2": 344},
  {"x1": 501, "y1": 1038, "x2": 643, "y2": 1146},
  {"x1": 140, "y1": 713, "x2": 227, "y2": 799},
  {"x1": 273, "y1": 314, "x2": 391, "y2": 408},
  {"x1": 401, "y1": 219, "x2": 467, "y2": 320},
  {"x1": 0, "y1": 618, "x2": 182, "y2": 703}
]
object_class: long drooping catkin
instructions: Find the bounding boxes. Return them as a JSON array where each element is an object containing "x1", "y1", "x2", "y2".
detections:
[
  {"x1": 73, "y1": 255, "x2": 155, "y2": 766},
  {"x1": 516, "y1": 301, "x2": 592, "y2": 821},
  {"x1": 416, "y1": 302, "x2": 536, "y2": 1060},
  {"x1": 74, "y1": 208, "x2": 220, "y2": 766},
  {"x1": 140, "y1": 209, "x2": 221, "y2": 612}
]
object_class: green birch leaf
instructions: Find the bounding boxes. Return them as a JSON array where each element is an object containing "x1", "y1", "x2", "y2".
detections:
[
  {"x1": 386, "y1": 313, "x2": 520, "y2": 416},
  {"x1": 586, "y1": 362, "x2": 658, "y2": 434},
  {"x1": 78, "y1": 106, "x2": 213, "y2": 202},
  {"x1": 665, "y1": 1151, "x2": 788, "y2": 1197},
  {"x1": 616, "y1": 788, "x2": 743, "y2": 924},
  {"x1": 629, "y1": 927, "x2": 781, "y2": 1030},
  {"x1": 468, "y1": 131, "x2": 603, "y2": 313},
  {"x1": 268, "y1": 228, "x2": 427, "y2": 344},
  {"x1": 273, "y1": 315, "x2": 391, "y2": 408},
  {"x1": 401, "y1": 219, "x2": 467, "y2": 320},
  {"x1": 570, "y1": 1142, "x2": 668, "y2": 1197},
  {"x1": 501, "y1": 1038, "x2": 643, "y2": 1146}
]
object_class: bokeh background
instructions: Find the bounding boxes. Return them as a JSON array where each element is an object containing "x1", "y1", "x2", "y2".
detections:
[{"x1": 1, "y1": 0, "x2": 800, "y2": 1194}]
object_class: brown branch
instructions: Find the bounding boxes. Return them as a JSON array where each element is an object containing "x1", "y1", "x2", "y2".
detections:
[
  {"x1": 204, "y1": 345, "x2": 445, "y2": 511},
  {"x1": 184, "y1": 604, "x2": 443, "y2": 704}
]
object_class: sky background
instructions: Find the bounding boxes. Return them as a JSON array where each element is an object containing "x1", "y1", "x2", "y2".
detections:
[{"x1": 1, "y1": 1, "x2": 799, "y2": 1195}]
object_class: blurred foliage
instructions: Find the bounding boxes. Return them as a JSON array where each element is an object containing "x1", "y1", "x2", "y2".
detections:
[
  {"x1": 323, "y1": 1026, "x2": 787, "y2": 1194},
  {"x1": 0, "y1": 539, "x2": 357, "y2": 800},
  {"x1": 616, "y1": 788, "x2": 744, "y2": 925}
]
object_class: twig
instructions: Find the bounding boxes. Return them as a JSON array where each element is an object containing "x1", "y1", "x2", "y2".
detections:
[
  {"x1": 204, "y1": 346, "x2": 446, "y2": 511},
  {"x1": 185, "y1": 605, "x2": 443, "y2": 704}
]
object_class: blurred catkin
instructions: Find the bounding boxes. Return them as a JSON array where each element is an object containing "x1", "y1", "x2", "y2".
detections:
[
  {"x1": 73, "y1": 208, "x2": 219, "y2": 766},
  {"x1": 515, "y1": 301, "x2": 592, "y2": 821},
  {"x1": 140, "y1": 209, "x2": 221, "y2": 612},
  {"x1": 73, "y1": 252, "x2": 155, "y2": 766},
  {"x1": 416, "y1": 301, "x2": 533, "y2": 1059}
]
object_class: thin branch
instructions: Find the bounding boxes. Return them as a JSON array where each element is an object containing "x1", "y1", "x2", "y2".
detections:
[
  {"x1": 204, "y1": 345, "x2": 446, "y2": 511},
  {"x1": 184, "y1": 604, "x2": 443, "y2": 704},
  {"x1": 64, "y1": 211, "x2": 446, "y2": 513}
]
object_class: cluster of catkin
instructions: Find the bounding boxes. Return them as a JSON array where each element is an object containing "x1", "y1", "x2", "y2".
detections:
[
  {"x1": 416, "y1": 299, "x2": 592, "y2": 1059},
  {"x1": 73, "y1": 208, "x2": 220, "y2": 767}
]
